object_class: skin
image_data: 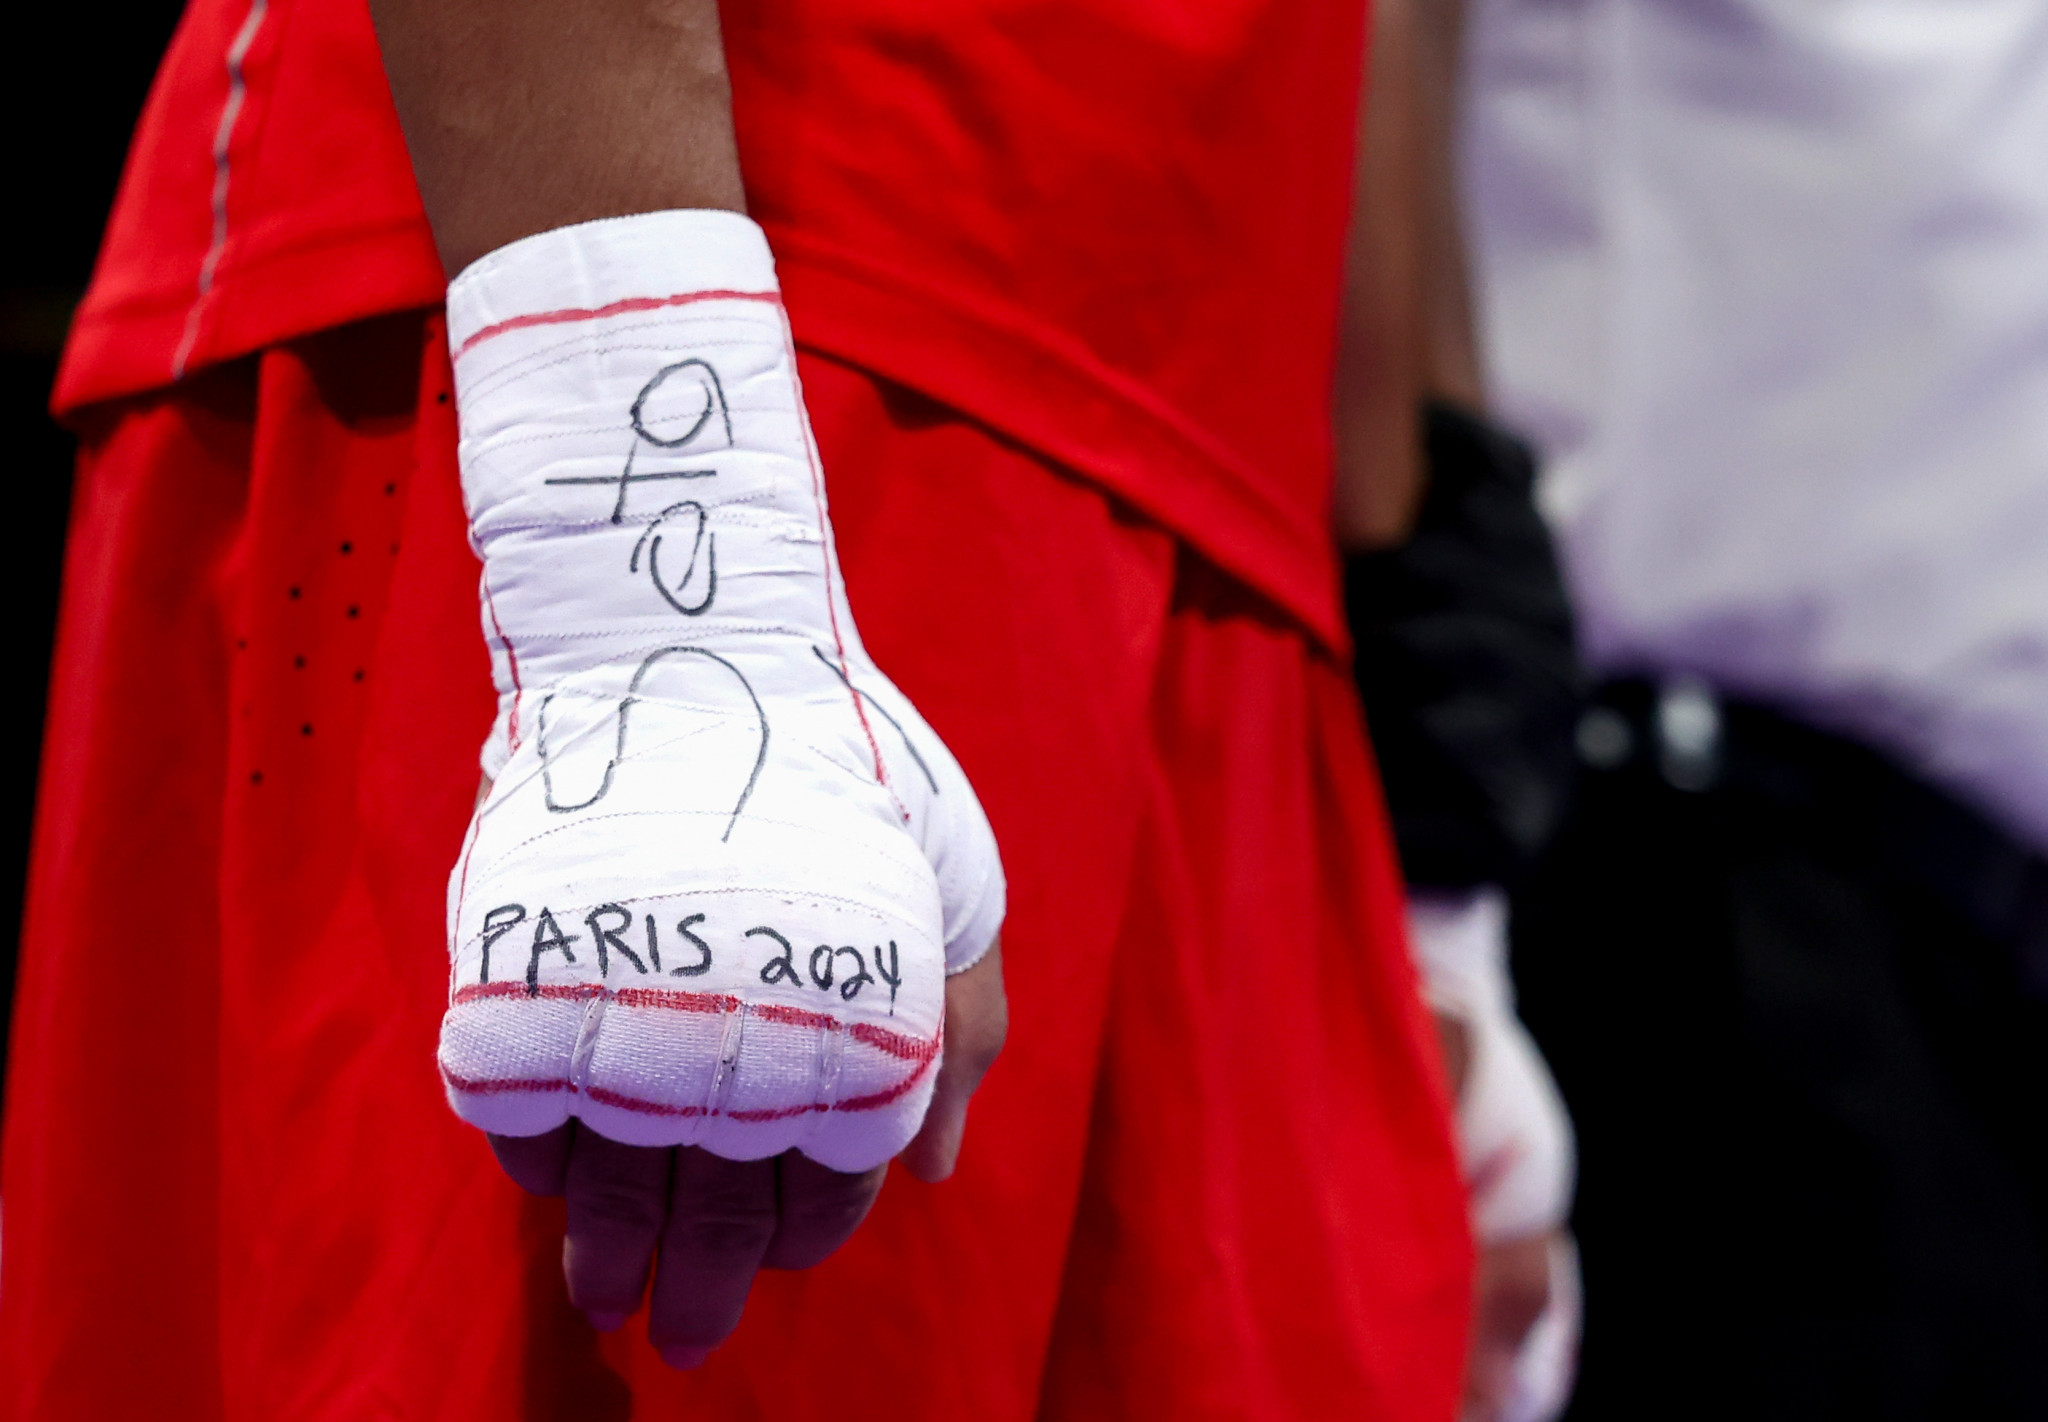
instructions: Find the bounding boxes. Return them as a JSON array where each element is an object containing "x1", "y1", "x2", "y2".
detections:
[
  {"x1": 1334, "y1": 0, "x2": 1485, "y2": 548},
  {"x1": 381, "y1": 0, "x2": 1541, "y2": 1390},
  {"x1": 370, "y1": 0, "x2": 749, "y2": 275},
  {"x1": 485, "y1": 938, "x2": 1007, "y2": 1367},
  {"x1": 368, "y1": 0, "x2": 1013, "y2": 1359},
  {"x1": 457, "y1": 769, "x2": 1005, "y2": 1366},
  {"x1": 1343, "y1": 2, "x2": 1564, "y2": 1411},
  {"x1": 1466, "y1": 1233, "x2": 1558, "y2": 1419}
]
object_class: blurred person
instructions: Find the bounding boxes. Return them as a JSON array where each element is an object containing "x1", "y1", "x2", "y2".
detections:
[
  {"x1": 1460, "y1": 0, "x2": 2048, "y2": 1416},
  {"x1": 0, "y1": 0, "x2": 1486, "y2": 1418},
  {"x1": 1343, "y1": 4, "x2": 1585, "y2": 1415}
]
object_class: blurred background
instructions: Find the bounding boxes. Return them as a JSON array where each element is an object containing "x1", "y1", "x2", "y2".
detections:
[{"x1": 0, "y1": 5, "x2": 184, "y2": 1090}]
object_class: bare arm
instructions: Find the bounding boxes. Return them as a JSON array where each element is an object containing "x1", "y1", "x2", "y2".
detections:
[
  {"x1": 1332, "y1": 0, "x2": 1482, "y2": 549},
  {"x1": 369, "y1": 0, "x2": 747, "y2": 277},
  {"x1": 375, "y1": 7, "x2": 1004, "y2": 1365},
  {"x1": 1337, "y1": 8, "x2": 1568, "y2": 1416}
]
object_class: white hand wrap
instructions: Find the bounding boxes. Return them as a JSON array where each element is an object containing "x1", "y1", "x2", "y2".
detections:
[
  {"x1": 1408, "y1": 889, "x2": 1579, "y2": 1422},
  {"x1": 1499, "y1": 1236, "x2": 1581, "y2": 1422},
  {"x1": 1407, "y1": 888, "x2": 1574, "y2": 1242},
  {"x1": 438, "y1": 211, "x2": 1005, "y2": 1172}
]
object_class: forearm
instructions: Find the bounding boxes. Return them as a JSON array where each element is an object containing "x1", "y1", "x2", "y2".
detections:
[
  {"x1": 1333, "y1": 0, "x2": 1478, "y2": 550},
  {"x1": 368, "y1": 0, "x2": 747, "y2": 276},
  {"x1": 1409, "y1": 0, "x2": 1481, "y2": 412}
]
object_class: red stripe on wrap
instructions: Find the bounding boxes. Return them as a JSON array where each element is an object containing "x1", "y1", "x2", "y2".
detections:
[
  {"x1": 449, "y1": 980, "x2": 935, "y2": 1061},
  {"x1": 440, "y1": 1046, "x2": 938, "y2": 1120},
  {"x1": 452, "y1": 289, "x2": 783, "y2": 359}
]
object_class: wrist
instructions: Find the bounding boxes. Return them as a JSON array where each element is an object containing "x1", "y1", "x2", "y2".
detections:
[{"x1": 448, "y1": 211, "x2": 864, "y2": 772}]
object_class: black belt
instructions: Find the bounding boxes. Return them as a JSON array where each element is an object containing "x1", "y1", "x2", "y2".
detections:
[{"x1": 1579, "y1": 677, "x2": 2048, "y2": 996}]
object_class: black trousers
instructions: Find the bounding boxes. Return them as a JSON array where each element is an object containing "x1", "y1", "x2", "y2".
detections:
[{"x1": 1515, "y1": 684, "x2": 2048, "y2": 1420}]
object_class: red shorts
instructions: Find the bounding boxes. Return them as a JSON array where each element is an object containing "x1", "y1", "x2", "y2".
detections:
[{"x1": 1, "y1": 312, "x2": 1469, "y2": 1420}]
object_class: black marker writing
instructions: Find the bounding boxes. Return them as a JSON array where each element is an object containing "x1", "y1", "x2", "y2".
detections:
[
  {"x1": 810, "y1": 646, "x2": 940, "y2": 794},
  {"x1": 536, "y1": 644, "x2": 768, "y2": 840},
  {"x1": 543, "y1": 359, "x2": 734, "y2": 522},
  {"x1": 749, "y1": 925, "x2": 801, "y2": 987},
  {"x1": 808, "y1": 944, "x2": 837, "y2": 991},
  {"x1": 630, "y1": 500, "x2": 716, "y2": 616},
  {"x1": 671, "y1": 913, "x2": 713, "y2": 977},
  {"x1": 586, "y1": 903, "x2": 645, "y2": 977},
  {"x1": 527, "y1": 909, "x2": 579, "y2": 993},
  {"x1": 481, "y1": 901, "x2": 908, "y2": 1008},
  {"x1": 544, "y1": 464, "x2": 713, "y2": 523},
  {"x1": 479, "y1": 903, "x2": 527, "y2": 985},
  {"x1": 834, "y1": 946, "x2": 876, "y2": 1002},
  {"x1": 631, "y1": 359, "x2": 733, "y2": 451},
  {"x1": 872, "y1": 940, "x2": 902, "y2": 1014}
]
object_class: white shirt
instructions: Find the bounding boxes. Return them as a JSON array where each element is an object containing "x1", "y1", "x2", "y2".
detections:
[{"x1": 1462, "y1": 0, "x2": 2048, "y2": 852}]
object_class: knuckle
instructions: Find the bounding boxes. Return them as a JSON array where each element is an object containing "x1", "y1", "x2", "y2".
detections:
[
  {"x1": 946, "y1": 1004, "x2": 1003, "y2": 1065},
  {"x1": 782, "y1": 1157, "x2": 883, "y2": 1217},
  {"x1": 958, "y1": 1022, "x2": 1006, "y2": 1080},
  {"x1": 668, "y1": 1155, "x2": 777, "y2": 1257},
  {"x1": 787, "y1": 1184, "x2": 877, "y2": 1235},
  {"x1": 978, "y1": 1013, "x2": 1009, "y2": 1063},
  {"x1": 570, "y1": 1178, "x2": 668, "y2": 1233},
  {"x1": 669, "y1": 1209, "x2": 777, "y2": 1261}
]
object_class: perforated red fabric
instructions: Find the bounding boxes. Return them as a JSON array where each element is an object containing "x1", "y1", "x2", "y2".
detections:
[{"x1": 53, "y1": 0, "x2": 1368, "y2": 647}]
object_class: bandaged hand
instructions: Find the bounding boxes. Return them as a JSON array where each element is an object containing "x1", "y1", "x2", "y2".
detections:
[
  {"x1": 1409, "y1": 890, "x2": 1578, "y2": 1422},
  {"x1": 483, "y1": 942, "x2": 1005, "y2": 1365},
  {"x1": 439, "y1": 211, "x2": 1006, "y2": 1174}
]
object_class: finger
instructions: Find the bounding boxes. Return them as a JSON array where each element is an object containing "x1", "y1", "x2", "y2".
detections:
[
  {"x1": 1463, "y1": 1231, "x2": 1557, "y2": 1419},
  {"x1": 1475, "y1": 1232, "x2": 1554, "y2": 1350},
  {"x1": 490, "y1": 1122, "x2": 574, "y2": 1195},
  {"x1": 1431, "y1": 1009, "x2": 1474, "y2": 1100},
  {"x1": 646, "y1": 1146, "x2": 777, "y2": 1367},
  {"x1": 762, "y1": 1152, "x2": 885, "y2": 1271},
  {"x1": 561, "y1": 1129, "x2": 673, "y2": 1330},
  {"x1": 902, "y1": 939, "x2": 1007, "y2": 1183}
]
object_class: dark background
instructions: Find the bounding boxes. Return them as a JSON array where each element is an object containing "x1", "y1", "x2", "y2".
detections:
[{"x1": 1, "y1": 7, "x2": 185, "y2": 1103}]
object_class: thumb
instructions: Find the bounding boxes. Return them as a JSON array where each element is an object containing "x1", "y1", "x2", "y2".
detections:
[{"x1": 901, "y1": 940, "x2": 1007, "y2": 1182}]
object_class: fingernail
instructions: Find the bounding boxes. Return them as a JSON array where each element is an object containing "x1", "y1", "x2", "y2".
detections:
[
  {"x1": 660, "y1": 1344, "x2": 713, "y2": 1370},
  {"x1": 585, "y1": 1310, "x2": 628, "y2": 1333}
]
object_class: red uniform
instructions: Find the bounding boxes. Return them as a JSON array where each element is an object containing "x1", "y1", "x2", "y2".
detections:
[{"x1": 3, "y1": 1, "x2": 1470, "y2": 1417}]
